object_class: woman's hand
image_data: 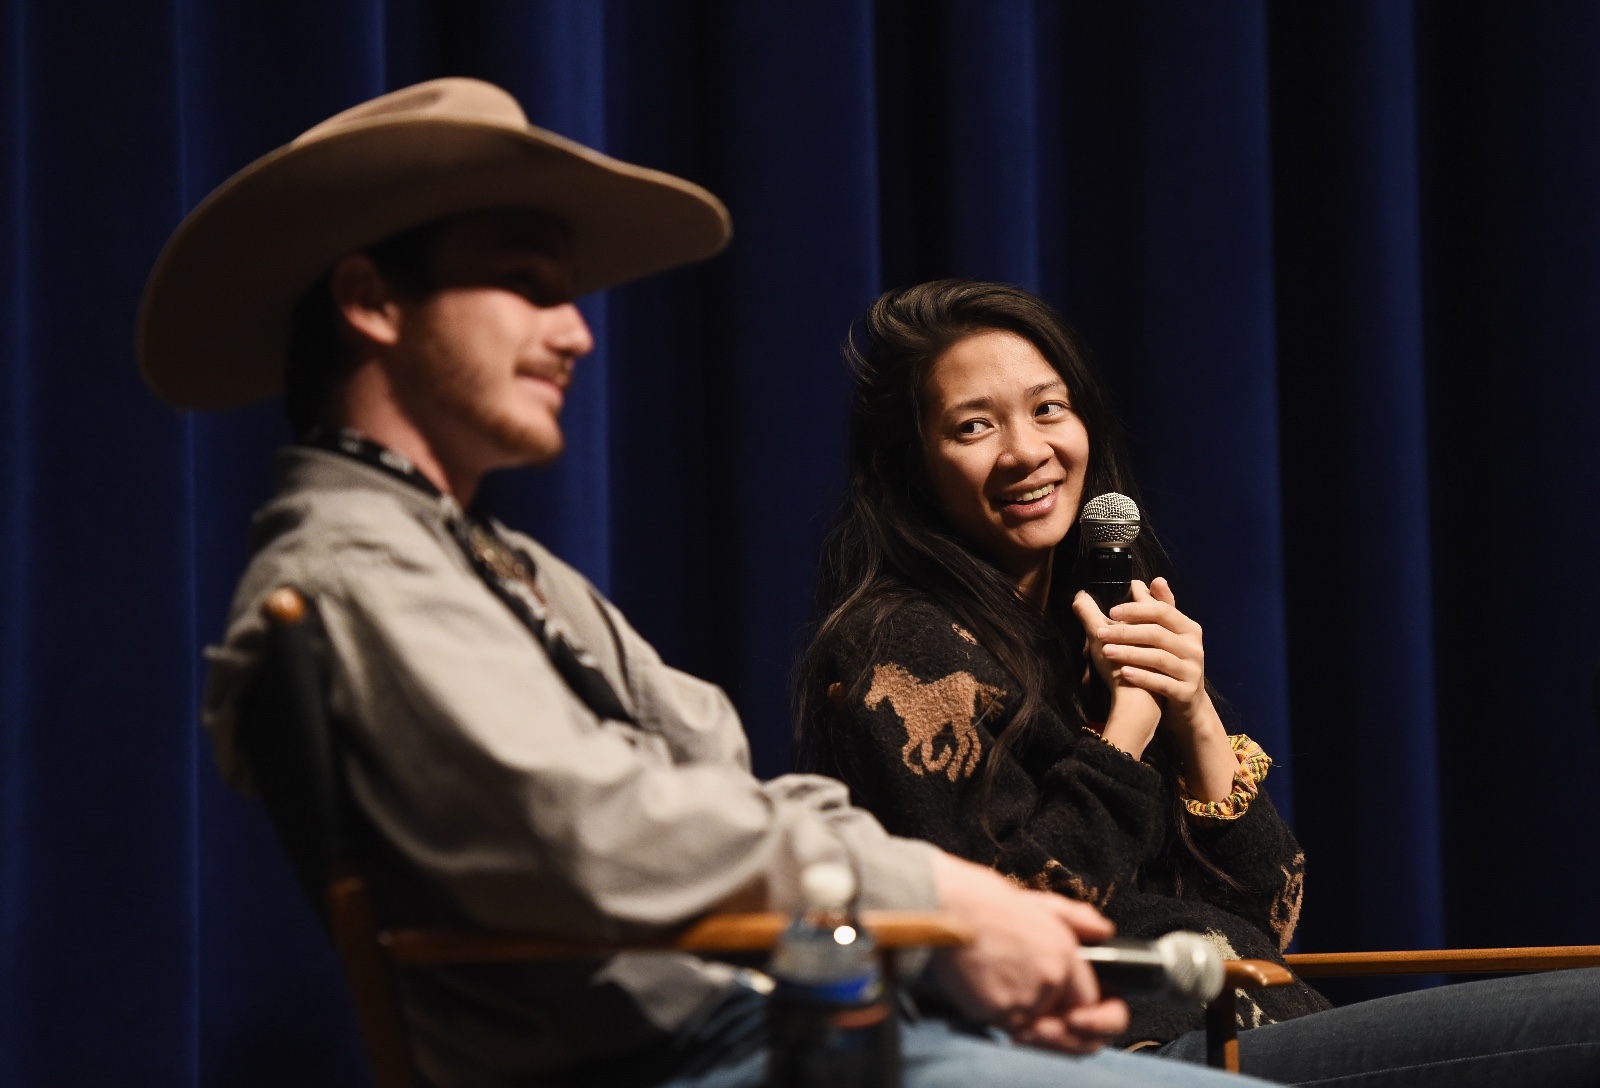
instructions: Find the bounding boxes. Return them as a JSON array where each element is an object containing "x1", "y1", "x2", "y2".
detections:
[
  {"x1": 1071, "y1": 590, "x2": 1161, "y2": 759},
  {"x1": 1094, "y1": 578, "x2": 1211, "y2": 734},
  {"x1": 1075, "y1": 578, "x2": 1239, "y2": 800}
]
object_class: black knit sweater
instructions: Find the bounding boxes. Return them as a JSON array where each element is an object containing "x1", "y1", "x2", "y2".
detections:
[{"x1": 803, "y1": 595, "x2": 1331, "y2": 1046}]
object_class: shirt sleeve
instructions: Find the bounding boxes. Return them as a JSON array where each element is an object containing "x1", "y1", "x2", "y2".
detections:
[{"x1": 211, "y1": 511, "x2": 938, "y2": 939}]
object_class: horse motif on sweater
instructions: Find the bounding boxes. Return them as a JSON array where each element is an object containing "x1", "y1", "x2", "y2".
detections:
[
  {"x1": 1269, "y1": 851, "x2": 1306, "y2": 952},
  {"x1": 865, "y1": 662, "x2": 1003, "y2": 782}
]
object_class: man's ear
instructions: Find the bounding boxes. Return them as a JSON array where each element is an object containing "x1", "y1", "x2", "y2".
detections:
[{"x1": 329, "y1": 253, "x2": 404, "y2": 349}]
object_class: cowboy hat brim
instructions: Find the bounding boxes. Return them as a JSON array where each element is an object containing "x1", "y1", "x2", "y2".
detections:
[{"x1": 137, "y1": 80, "x2": 731, "y2": 411}]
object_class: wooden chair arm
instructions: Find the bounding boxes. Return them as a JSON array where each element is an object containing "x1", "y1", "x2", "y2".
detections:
[
  {"x1": 1204, "y1": 959, "x2": 1296, "y2": 1073},
  {"x1": 1224, "y1": 959, "x2": 1295, "y2": 988},
  {"x1": 1283, "y1": 945, "x2": 1600, "y2": 977},
  {"x1": 1203, "y1": 947, "x2": 1600, "y2": 1073},
  {"x1": 380, "y1": 910, "x2": 972, "y2": 967}
]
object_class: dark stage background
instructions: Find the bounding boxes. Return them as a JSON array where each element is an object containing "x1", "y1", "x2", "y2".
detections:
[{"x1": 5, "y1": 2, "x2": 1600, "y2": 1084}]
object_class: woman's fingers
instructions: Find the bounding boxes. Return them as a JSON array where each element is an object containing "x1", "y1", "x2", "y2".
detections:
[
  {"x1": 1074, "y1": 592, "x2": 1122, "y2": 689},
  {"x1": 1113, "y1": 664, "x2": 1188, "y2": 701},
  {"x1": 1095, "y1": 621, "x2": 1189, "y2": 657},
  {"x1": 1072, "y1": 590, "x2": 1110, "y2": 631},
  {"x1": 1101, "y1": 644, "x2": 1190, "y2": 679},
  {"x1": 1083, "y1": 584, "x2": 1196, "y2": 643},
  {"x1": 1108, "y1": 578, "x2": 1209, "y2": 717},
  {"x1": 1078, "y1": 588, "x2": 1205, "y2": 702},
  {"x1": 1109, "y1": 592, "x2": 1200, "y2": 636}
]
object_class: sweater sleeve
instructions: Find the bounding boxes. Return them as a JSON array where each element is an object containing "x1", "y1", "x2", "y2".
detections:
[
  {"x1": 1179, "y1": 734, "x2": 1272, "y2": 822},
  {"x1": 806, "y1": 600, "x2": 1167, "y2": 908},
  {"x1": 1183, "y1": 787, "x2": 1307, "y2": 953}
]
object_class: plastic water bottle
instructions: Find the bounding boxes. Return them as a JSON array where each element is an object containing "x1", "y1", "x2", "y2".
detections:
[{"x1": 765, "y1": 863, "x2": 899, "y2": 1087}]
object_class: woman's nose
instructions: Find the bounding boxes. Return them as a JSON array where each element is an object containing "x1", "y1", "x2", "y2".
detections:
[{"x1": 997, "y1": 421, "x2": 1052, "y2": 470}]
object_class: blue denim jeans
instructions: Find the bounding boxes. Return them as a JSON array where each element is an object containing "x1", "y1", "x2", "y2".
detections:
[
  {"x1": 1154, "y1": 967, "x2": 1600, "y2": 1086},
  {"x1": 646, "y1": 986, "x2": 1270, "y2": 1088}
]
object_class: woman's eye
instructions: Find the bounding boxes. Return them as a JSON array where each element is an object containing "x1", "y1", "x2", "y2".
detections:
[
  {"x1": 1037, "y1": 401, "x2": 1070, "y2": 419},
  {"x1": 956, "y1": 419, "x2": 988, "y2": 436}
]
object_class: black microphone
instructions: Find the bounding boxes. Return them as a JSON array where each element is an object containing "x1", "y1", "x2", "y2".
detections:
[
  {"x1": 1077, "y1": 493, "x2": 1142, "y2": 722},
  {"x1": 1080, "y1": 932, "x2": 1225, "y2": 1004},
  {"x1": 1078, "y1": 492, "x2": 1142, "y2": 613}
]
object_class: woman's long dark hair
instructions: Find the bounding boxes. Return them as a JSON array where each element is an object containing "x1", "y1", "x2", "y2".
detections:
[{"x1": 794, "y1": 279, "x2": 1235, "y2": 893}]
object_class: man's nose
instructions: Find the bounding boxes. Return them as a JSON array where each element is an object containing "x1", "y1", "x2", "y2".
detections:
[{"x1": 550, "y1": 303, "x2": 595, "y2": 360}]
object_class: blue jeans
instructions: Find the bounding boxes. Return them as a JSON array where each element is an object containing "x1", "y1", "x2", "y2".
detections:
[
  {"x1": 647, "y1": 986, "x2": 1270, "y2": 1088},
  {"x1": 1154, "y1": 967, "x2": 1600, "y2": 1086}
]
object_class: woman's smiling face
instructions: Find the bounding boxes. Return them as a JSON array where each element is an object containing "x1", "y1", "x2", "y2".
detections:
[{"x1": 920, "y1": 329, "x2": 1090, "y2": 584}]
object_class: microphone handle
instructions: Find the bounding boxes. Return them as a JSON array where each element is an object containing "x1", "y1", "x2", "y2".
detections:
[
  {"x1": 1079, "y1": 547, "x2": 1133, "y2": 722},
  {"x1": 1081, "y1": 936, "x2": 1224, "y2": 1004},
  {"x1": 1082, "y1": 545, "x2": 1134, "y2": 613},
  {"x1": 1088, "y1": 957, "x2": 1172, "y2": 999}
]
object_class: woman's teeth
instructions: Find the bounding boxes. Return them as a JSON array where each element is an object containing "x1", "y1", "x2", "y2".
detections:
[{"x1": 1011, "y1": 483, "x2": 1057, "y2": 504}]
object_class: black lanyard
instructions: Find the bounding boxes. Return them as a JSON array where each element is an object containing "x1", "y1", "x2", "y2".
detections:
[
  {"x1": 303, "y1": 427, "x2": 635, "y2": 725},
  {"x1": 304, "y1": 425, "x2": 446, "y2": 498}
]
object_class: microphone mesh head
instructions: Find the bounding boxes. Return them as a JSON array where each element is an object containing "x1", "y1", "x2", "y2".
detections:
[
  {"x1": 1155, "y1": 931, "x2": 1224, "y2": 1004},
  {"x1": 1080, "y1": 492, "x2": 1142, "y2": 546}
]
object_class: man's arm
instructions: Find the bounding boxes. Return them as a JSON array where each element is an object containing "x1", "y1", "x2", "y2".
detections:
[
  {"x1": 206, "y1": 517, "x2": 1126, "y2": 1048},
  {"x1": 284, "y1": 529, "x2": 933, "y2": 934}
]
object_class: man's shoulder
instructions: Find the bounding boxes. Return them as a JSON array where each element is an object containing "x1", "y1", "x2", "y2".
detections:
[{"x1": 250, "y1": 448, "x2": 459, "y2": 578}]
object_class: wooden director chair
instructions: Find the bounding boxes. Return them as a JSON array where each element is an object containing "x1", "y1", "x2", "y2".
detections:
[{"x1": 239, "y1": 588, "x2": 1599, "y2": 1082}]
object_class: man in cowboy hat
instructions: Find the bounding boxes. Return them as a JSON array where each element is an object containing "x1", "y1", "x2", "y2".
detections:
[{"x1": 140, "y1": 80, "x2": 1263, "y2": 1088}]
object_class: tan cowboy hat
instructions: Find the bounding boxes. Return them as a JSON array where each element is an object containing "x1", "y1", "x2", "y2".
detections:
[{"x1": 137, "y1": 77, "x2": 732, "y2": 410}]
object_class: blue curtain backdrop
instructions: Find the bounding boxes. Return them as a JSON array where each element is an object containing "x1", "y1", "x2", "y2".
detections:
[{"x1": 4, "y1": 1, "x2": 1600, "y2": 1083}]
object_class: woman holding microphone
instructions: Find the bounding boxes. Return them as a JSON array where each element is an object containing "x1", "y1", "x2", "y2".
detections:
[{"x1": 795, "y1": 279, "x2": 1599, "y2": 1084}]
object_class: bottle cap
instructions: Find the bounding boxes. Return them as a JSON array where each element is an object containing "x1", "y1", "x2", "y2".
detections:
[{"x1": 800, "y1": 863, "x2": 855, "y2": 910}]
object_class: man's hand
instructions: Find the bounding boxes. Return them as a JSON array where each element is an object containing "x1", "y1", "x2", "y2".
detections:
[{"x1": 929, "y1": 852, "x2": 1129, "y2": 1052}]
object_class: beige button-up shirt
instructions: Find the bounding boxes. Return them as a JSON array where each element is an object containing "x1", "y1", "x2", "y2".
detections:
[{"x1": 202, "y1": 448, "x2": 937, "y2": 1085}]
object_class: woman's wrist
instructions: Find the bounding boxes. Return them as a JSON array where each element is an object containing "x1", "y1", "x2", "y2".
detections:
[
  {"x1": 1163, "y1": 688, "x2": 1221, "y2": 740},
  {"x1": 1099, "y1": 684, "x2": 1161, "y2": 760},
  {"x1": 1170, "y1": 695, "x2": 1240, "y2": 802}
]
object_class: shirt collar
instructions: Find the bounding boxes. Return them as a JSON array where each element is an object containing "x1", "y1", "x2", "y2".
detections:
[{"x1": 302, "y1": 425, "x2": 445, "y2": 500}]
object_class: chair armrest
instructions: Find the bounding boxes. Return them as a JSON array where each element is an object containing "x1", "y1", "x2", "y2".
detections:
[
  {"x1": 1284, "y1": 945, "x2": 1600, "y2": 977},
  {"x1": 1205, "y1": 947, "x2": 1600, "y2": 1071},
  {"x1": 379, "y1": 910, "x2": 972, "y2": 967},
  {"x1": 1204, "y1": 960, "x2": 1296, "y2": 1072},
  {"x1": 676, "y1": 909, "x2": 972, "y2": 953},
  {"x1": 1224, "y1": 959, "x2": 1295, "y2": 989}
]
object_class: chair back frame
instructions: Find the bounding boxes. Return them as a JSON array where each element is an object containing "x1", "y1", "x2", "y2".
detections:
[{"x1": 238, "y1": 587, "x2": 421, "y2": 1088}]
